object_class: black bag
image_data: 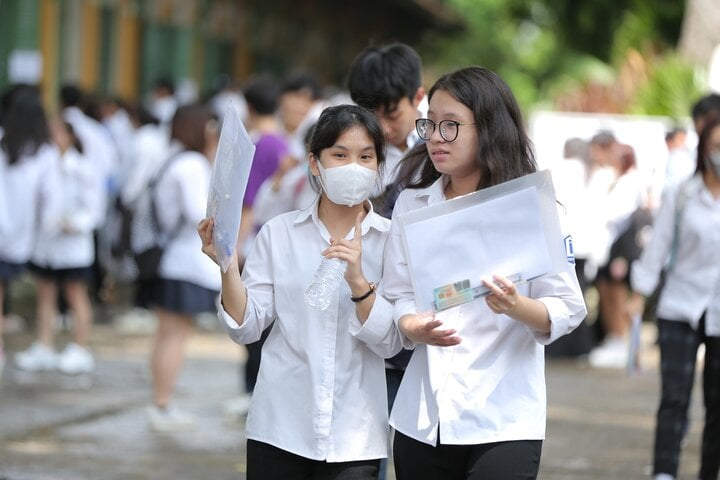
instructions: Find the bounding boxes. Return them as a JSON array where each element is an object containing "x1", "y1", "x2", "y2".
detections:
[
  {"x1": 609, "y1": 207, "x2": 654, "y2": 264},
  {"x1": 133, "y1": 245, "x2": 164, "y2": 281},
  {"x1": 130, "y1": 152, "x2": 184, "y2": 281}
]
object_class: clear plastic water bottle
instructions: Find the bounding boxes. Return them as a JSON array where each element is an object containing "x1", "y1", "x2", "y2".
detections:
[{"x1": 304, "y1": 257, "x2": 347, "y2": 310}]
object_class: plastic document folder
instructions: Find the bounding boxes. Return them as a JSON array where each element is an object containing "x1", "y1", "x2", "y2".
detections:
[
  {"x1": 398, "y1": 170, "x2": 569, "y2": 312},
  {"x1": 206, "y1": 100, "x2": 256, "y2": 272}
]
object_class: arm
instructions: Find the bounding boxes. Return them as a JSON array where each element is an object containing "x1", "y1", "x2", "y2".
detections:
[{"x1": 198, "y1": 218, "x2": 247, "y2": 324}]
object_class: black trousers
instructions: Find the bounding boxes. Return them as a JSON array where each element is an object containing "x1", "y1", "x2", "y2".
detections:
[
  {"x1": 654, "y1": 316, "x2": 720, "y2": 480},
  {"x1": 247, "y1": 439, "x2": 380, "y2": 480},
  {"x1": 393, "y1": 431, "x2": 542, "y2": 480}
]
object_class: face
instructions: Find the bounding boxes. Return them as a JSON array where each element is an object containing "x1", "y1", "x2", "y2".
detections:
[
  {"x1": 705, "y1": 124, "x2": 720, "y2": 177},
  {"x1": 424, "y1": 89, "x2": 479, "y2": 178},
  {"x1": 279, "y1": 91, "x2": 314, "y2": 134},
  {"x1": 309, "y1": 125, "x2": 379, "y2": 174},
  {"x1": 373, "y1": 90, "x2": 423, "y2": 151}
]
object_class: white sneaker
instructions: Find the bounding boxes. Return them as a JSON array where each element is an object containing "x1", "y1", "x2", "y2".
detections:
[
  {"x1": 223, "y1": 394, "x2": 251, "y2": 424},
  {"x1": 588, "y1": 337, "x2": 628, "y2": 368},
  {"x1": 57, "y1": 343, "x2": 94, "y2": 375},
  {"x1": 15, "y1": 342, "x2": 58, "y2": 372},
  {"x1": 654, "y1": 474, "x2": 675, "y2": 480},
  {"x1": 147, "y1": 405, "x2": 196, "y2": 432}
]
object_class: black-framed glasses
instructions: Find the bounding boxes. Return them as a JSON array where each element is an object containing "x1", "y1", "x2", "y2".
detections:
[{"x1": 415, "y1": 118, "x2": 477, "y2": 142}]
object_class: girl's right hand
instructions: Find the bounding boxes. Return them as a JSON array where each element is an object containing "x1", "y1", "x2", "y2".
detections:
[
  {"x1": 399, "y1": 313, "x2": 461, "y2": 347},
  {"x1": 198, "y1": 217, "x2": 220, "y2": 266}
]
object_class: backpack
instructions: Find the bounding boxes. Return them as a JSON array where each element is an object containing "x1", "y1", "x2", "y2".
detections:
[{"x1": 127, "y1": 153, "x2": 184, "y2": 281}]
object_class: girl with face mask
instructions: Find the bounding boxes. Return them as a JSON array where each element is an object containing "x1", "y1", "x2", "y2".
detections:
[
  {"x1": 198, "y1": 104, "x2": 401, "y2": 480},
  {"x1": 628, "y1": 116, "x2": 720, "y2": 480}
]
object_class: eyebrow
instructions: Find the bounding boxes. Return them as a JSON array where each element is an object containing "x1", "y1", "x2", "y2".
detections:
[{"x1": 330, "y1": 144, "x2": 376, "y2": 152}]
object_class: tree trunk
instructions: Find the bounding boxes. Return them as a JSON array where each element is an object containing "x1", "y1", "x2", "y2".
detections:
[{"x1": 678, "y1": 0, "x2": 720, "y2": 67}]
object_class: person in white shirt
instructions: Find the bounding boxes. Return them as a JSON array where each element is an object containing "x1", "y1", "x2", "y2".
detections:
[
  {"x1": 589, "y1": 143, "x2": 649, "y2": 368},
  {"x1": 382, "y1": 67, "x2": 587, "y2": 480},
  {"x1": 142, "y1": 104, "x2": 221, "y2": 432},
  {"x1": 347, "y1": 42, "x2": 427, "y2": 218},
  {"x1": 15, "y1": 119, "x2": 103, "y2": 375},
  {"x1": 198, "y1": 104, "x2": 401, "y2": 479},
  {"x1": 0, "y1": 88, "x2": 60, "y2": 371},
  {"x1": 628, "y1": 116, "x2": 720, "y2": 480}
]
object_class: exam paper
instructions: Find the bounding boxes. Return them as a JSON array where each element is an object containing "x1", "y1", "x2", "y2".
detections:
[
  {"x1": 206, "y1": 100, "x2": 256, "y2": 272},
  {"x1": 399, "y1": 170, "x2": 566, "y2": 312}
]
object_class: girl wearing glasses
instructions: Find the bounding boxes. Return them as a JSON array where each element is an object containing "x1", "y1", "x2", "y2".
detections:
[
  {"x1": 383, "y1": 66, "x2": 587, "y2": 480},
  {"x1": 198, "y1": 104, "x2": 401, "y2": 479}
]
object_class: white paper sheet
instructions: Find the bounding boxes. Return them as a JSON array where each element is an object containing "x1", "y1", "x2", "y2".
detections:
[
  {"x1": 206, "y1": 100, "x2": 256, "y2": 272},
  {"x1": 399, "y1": 170, "x2": 566, "y2": 312}
]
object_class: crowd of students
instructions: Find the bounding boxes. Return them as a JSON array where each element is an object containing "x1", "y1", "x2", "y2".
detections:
[{"x1": 2, "y1": 42, "x2": 719, "y2": 480}]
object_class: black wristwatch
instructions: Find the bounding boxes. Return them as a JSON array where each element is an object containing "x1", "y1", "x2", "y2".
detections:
[{"x1": 350, "y1": 283, "x2": 376, "y2": 303}]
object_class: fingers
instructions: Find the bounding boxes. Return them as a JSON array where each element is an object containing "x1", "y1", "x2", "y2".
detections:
[{"x1": 353, "y1": 211, "x2": 363, "y2": 242}]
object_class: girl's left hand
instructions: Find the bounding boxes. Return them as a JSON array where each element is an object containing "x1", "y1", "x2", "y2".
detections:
[
  {"x1": 323, "y1": 211, "x2": 365, "y2": 287},
  {"x1": 482, "y1": 274, "x2": 519, "y2": 314}
]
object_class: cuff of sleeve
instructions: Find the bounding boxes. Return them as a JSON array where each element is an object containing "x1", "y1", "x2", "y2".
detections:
[
  {"x1": 530, "y1": 297, "x2": 570, "y2": 345},
  {"x1": 217, "y1": 291, "x2": 250, "y2": 344},
  {"x1": 348, "y1": 295, "x2": 394, "y2": 344},
  {"x1": 393, "y1": 300, "x2": 418, "y2": 350}
]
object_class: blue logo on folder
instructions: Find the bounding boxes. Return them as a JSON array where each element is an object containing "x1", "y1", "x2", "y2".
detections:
[{"x1": 564, "y1": 235, "x2": 575, "y2": 264}]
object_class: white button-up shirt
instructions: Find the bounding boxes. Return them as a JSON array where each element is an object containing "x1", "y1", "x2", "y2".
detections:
[
  {"x1": 219, "y1": 197, "x2": 402, "y2": 461},
  {"x1": 155, "y1": 149, "x2": 220, "y2": 292},
  {"x1": 31, "y1": 148, "x2": 103, "y2": 269},
  {"x1": 382, "y1": 176, "x2": 587, "y2": 446},
  {"x1": 0, "y1": 144, "x2": 60, "y2": 263},
  {"x1": 631, "y1": 174, "x2": 720, "y2": 335}
]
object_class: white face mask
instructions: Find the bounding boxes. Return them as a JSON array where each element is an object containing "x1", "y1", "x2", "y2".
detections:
[
  {"x1": 708, "y1": 150, "x2": 720, "y2": 177},
  {"x1": 317, "y1": 162, "x2": 378, "y2": 207}
]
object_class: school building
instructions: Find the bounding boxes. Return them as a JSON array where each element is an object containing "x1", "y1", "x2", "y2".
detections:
[{"x1": 0, "y1": 0, "x2": 461, "y2": 110}]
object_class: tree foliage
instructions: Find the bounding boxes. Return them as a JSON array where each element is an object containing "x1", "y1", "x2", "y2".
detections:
[{"x1": 417, "y1": 0, "x2": 693, "y2": 115}]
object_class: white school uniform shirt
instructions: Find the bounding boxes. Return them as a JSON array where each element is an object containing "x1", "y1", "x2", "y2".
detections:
[
  {"x1": 63, "y1": 106, "x2": 119, "y2": 224},
  {"x1": 218, "y1": 197, "x2": 402, "y2": 462},
  {"x1": 154, "y1": 149, "x2": 220, "y2": 292},
  {"x1": 631, "y1": 174, "x2": 720, "y2": 336},
  {"x1": 31, "y1": 148, "x2": 103, "y2": 269},
  {"x1": 0, "y1": 143, "x2": 60, "y2": 263},
  {"x1": 382, "y1": 176, "x2": 587, "y2": 446}
]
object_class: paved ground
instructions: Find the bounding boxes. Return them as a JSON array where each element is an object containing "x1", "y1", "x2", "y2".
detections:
[{"x1": 0, "y1": 310, "x2": 707, "y2": 480}]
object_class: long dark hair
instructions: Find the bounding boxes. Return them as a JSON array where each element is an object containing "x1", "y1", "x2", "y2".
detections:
[
  {"x1": 396, "y1": 66, "x2": 536, "y2": 191},
  {"x1": 0, "y1": 90, "x2": 51, "y2": 165}
]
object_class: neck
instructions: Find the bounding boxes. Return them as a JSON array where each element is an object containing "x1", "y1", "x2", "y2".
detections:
[
  {"x1": 318, "y1": 196, "x2": 367, "y2": 239},
  {"x1": 248, "y1": 115, "x2": 278, "y2": 133},
  {"x1": 705, "y1": 170, "x2": 720, "y2": 199},
  {"x1": 445, "y1": 172, "x2": 480, "y2": 199}
]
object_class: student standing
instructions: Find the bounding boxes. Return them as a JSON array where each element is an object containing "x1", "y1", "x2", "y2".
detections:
[
  {"x1": 628, "y1": 116, "x2": 720, "y2": 480},
  {"x1": 198, "y1": 104, "x2": 401, "y2": 479},
  {"x1": 383, "y1": 66, "x2": 587, "y2": 480},
  {"x1": 144, "y1": 104, "x2": 221, "y2": 432},
  {"x1": 15, "y1": 119, "x2": 102, "y2": 374},
  {"x1": 0, "y1": 88, "x2": 59, "y2": 371}
]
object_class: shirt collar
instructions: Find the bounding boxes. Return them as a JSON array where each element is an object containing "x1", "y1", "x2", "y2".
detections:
[
  {"x1": 412, "y1": 175, "x2": 448, "y2": 205},
  {"x1": 293, "y1": 195, "x2": 389, "y2": 239}
]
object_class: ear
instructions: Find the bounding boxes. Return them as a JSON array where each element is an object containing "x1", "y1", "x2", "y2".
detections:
[
  {"x1": 413, "y1": 87, "x2": 426, "y2": 108},
  {"x1": 308, "y1": 153, "x2": 321, "y2": 177}
]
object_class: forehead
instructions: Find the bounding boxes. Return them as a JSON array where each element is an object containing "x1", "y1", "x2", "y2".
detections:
[
  {"x1": 427, "y1": 90, "x2": 471, "y2": 118},
  {"x1": 331, "y1": 125, "x2": 374, "y2": 147},
  {"x1": 374, "y1": 97, "x2": 414, "y2": 118}
]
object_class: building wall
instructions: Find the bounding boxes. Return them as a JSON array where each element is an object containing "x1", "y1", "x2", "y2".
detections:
[{"x1": 0, "y1": 0, "x2": 459, "y2": 108}]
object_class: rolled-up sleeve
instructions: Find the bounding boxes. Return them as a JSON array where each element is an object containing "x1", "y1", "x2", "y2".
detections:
[
  {"x1": 529, "y1": 270, "x2": 587, "y2": 345},
  {"x1": 348, "y1": 293, "x2": 402, "y2": 358}
]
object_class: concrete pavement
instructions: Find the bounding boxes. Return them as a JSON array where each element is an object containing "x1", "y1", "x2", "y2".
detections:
[{"x1": 0, "y1": 312, "x2": 707, "y2": 480}]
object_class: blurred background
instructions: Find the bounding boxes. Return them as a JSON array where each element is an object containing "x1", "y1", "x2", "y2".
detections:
[{"x1": 1, "y1": 0, "x2": 718, "y2": 117}]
